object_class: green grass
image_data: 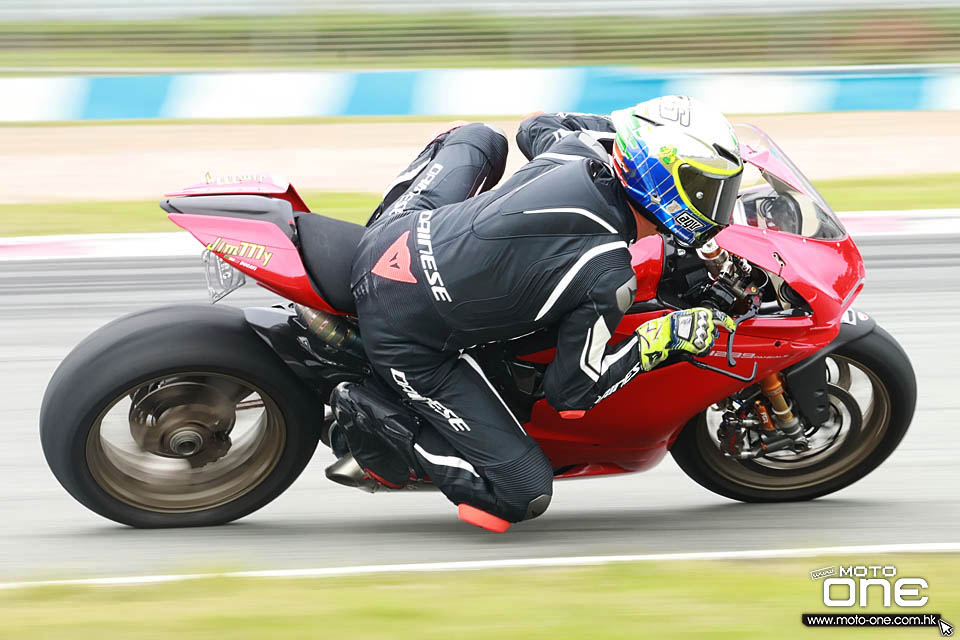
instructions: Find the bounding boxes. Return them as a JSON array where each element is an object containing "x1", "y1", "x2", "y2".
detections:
[
  {"x1": 815, "y1": 174, "x2": 954, "y2": 213},
  {"x1": 1, "y1": 173, "x2": 954, "y2": 238},
  {"x1": 1, "y1": 555, "x2": 957, "y2": 639},
  {"x1": 0, "y1": 191, "x2": 380, "y2": 237}
]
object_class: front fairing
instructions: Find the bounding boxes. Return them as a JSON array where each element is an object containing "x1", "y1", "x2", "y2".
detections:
[
  {"x1": 724, "y1": 123, "x2": 866, "y2": 327},
  {"x1": 714, "y1": 223, "x2": 865, "y2": 325}
]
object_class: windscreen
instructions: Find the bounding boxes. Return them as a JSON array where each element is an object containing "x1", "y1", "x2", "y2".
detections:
[{"x1": 732, "y1": 124, "x2": 846, "y2": 240}]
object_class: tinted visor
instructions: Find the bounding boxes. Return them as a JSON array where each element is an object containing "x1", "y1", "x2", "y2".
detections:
[{"x1": 677, "y1": 164, "x2": 743, "y2": 226}]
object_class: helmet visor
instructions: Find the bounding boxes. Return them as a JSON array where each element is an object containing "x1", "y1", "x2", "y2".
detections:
[{"x1": 677, "y1": 164, "x2": 743, "y2": 226}]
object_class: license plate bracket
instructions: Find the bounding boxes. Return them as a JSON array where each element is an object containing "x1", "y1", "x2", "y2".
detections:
[{"x1": 202, "y1": 250, "x2": 246, "y2": 303}]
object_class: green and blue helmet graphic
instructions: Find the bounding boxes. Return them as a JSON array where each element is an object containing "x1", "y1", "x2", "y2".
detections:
[{"x1": 612, "y1": 96, "x2": 743, "y2": 245}]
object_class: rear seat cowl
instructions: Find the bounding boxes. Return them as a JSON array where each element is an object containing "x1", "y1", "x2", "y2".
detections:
[{"x1": 160, "y1": 195, "x2": 297, "y2": 242}]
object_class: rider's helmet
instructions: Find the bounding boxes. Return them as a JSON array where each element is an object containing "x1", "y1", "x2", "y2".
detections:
[{"x1": 611, "y1": 95, "x2": 743, "y2": 246}]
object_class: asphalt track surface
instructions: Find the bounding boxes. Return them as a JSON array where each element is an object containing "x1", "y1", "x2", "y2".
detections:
[{"x1": 0, "y1": 235, "x2": 957, "y2": 580}]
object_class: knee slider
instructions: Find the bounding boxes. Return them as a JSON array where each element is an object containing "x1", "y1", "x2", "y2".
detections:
[
  {"x1": 523, "y1": 494, "x2": 551, "y2": 521},
  {"x1": 484, "y1": 445, "x2": 554, "y2": 521}
]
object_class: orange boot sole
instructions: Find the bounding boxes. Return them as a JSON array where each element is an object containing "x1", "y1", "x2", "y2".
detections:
[{"x1": 457, "y1": 504, "x2": 510, "y2": 533}]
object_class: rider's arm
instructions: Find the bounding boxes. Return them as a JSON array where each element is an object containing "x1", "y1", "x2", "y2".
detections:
[
  {"x1": 516, "y1": 112, "x2": 616, "y2": 161},
  {"x1": 542, "y1": 259, "x2": 643, "y2": 413}
]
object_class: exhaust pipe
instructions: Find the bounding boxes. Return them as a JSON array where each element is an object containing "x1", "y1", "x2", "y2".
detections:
[
  {"x1": 325, "y1": 453, "x2": 379, "y2": 493},
  {"x1": 295, "y1": 304, "x2": 365, "y2": 358}
]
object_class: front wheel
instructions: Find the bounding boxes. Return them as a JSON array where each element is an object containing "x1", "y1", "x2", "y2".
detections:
[
  {"x1": 40, "y1": 305, "x2": 322, "y2": 528},
  {"x1": 671, "y1": 325, "x2": 916, "y2": 502}
]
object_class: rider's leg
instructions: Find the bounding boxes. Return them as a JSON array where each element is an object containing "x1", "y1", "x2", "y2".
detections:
[
  {"x1": 366, "y1": 122, "x2": 508, "y2": 226},
  {"x1": 349, "y1": 266, "x2": 552, "y2": 524},
  {"x1": 364, "y1": 341, "x2": 554, "y2": 524}
]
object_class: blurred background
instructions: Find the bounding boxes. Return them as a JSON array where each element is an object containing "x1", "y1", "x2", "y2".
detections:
[
  {"x1": 1, "y1": 3, "x2": 959, "y2": 637},
  {"x1": 1, "y1": 0, "x2": 958, "y2": 220},
  {"x1": 1, "y1": 0, "x2": 958, "y2": 217},
  {"x1": 3, "y1": 0, "x2": 960, "y2": 68}
]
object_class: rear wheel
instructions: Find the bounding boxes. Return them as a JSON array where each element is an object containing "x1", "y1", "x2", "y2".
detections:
[
  {"x1": 40, "y1": 305, "x2": 322, "y2": 528},
  {"x1": 671, "y1": 326, "x2": 916, "y2": 502}
]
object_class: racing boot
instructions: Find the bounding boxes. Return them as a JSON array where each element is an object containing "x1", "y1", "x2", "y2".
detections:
[{"x1": 325, "y1": 381, "x2": 421, "y2": 490}]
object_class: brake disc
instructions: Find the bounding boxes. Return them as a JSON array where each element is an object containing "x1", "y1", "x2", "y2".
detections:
[{"x1": 128, "y1": 380, "x2": 236, "y2": 468}]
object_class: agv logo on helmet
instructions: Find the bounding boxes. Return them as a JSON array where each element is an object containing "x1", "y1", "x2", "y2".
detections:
[{"x1": 611, "y1": 95, "x2": 744, "y2": 246}]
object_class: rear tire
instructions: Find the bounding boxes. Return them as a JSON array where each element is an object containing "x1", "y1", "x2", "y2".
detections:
[
  {"x1": 40, "y1": 305, "x2": 322, "y2": 528},
  {"x1": 671, "y1": 325, "x2": 916, "y2": 502}
]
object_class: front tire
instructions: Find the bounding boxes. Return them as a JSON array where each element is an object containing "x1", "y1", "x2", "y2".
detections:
[
  {"x1": 671, "y1": 325, "x2": 916, "y2": 502},
  {"x1": 40, "y1": 305, "x2": 321, "y2": 528}
]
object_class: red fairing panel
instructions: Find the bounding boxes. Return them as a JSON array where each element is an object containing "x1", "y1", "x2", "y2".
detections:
[
  {"x1": 521, "y1": 226, "x2": 861, "y2": 475},
  {"x1": 629, "y1": 234, "x2": 664, "y2": 302},
  {"x1": 168, "y1": 213, "x2": 337, "y2": 313},
  {"x1": 525, "y1": 307, "x2": 824, "y2": 473}
]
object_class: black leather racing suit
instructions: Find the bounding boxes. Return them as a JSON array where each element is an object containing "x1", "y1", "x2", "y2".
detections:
[{"x1": 351, "y1": 115, "x2": 645, "y2": 522}]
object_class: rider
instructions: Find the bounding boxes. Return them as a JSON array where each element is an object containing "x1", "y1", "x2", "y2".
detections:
[{"x1": 332, "y1": 95, "x2": 743, "y2": 532}]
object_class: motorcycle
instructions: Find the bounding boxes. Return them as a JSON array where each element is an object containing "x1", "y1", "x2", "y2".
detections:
[{"x1": 39, "y1": 124, "x2": 916, "y2": 529}]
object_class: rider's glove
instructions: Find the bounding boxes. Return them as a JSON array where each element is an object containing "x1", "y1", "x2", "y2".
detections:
[{"x1": 635, "y1": 307, "x2": 736, "y2": 372}]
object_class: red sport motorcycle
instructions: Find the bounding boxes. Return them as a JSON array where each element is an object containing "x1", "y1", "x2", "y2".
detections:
[{"x1": 40, "y1": 125, "x2": 916, "y2": 529}]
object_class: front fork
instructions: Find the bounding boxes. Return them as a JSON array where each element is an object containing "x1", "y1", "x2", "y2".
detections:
[
  {"x1": 717, "y1": 372, "x2": 811, "y2": 460},
  {"x1": 715, "y1": 307, "x2": 880, "y2": 460}
]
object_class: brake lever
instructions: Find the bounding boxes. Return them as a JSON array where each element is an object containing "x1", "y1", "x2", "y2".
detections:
[
  {"x1": 725, "y1": 295, "x2": 761, "y2": 368},
  {"x1": 682, "y1": 294, "x2": 761, "y2": 383}
]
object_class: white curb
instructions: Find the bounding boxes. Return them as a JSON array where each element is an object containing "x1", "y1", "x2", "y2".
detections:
[
  {"x1": 0, "y1": 542, "x2": 958, "y2": 591},
  {"x1": 0, "y1": 231, "x2": 197, "y2": 261}
]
